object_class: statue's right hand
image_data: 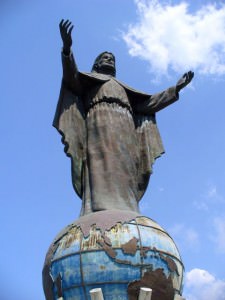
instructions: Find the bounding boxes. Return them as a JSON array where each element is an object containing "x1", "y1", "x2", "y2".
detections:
[{"x1": 59, "y1": 19, "x2": 74, "y2": 55}]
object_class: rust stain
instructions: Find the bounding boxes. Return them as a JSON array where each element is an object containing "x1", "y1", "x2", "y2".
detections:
[
  {"x1": 97, "y1": 239, "x2": 117, "y2": 259},
  {"x1": 63, "y1": 227, "x2": 81, "y2": 248},
  {"x1": 121, "y1": 237, "x2": 138, "y2": 255},
  {"x1": 159, "y1": 253, "x2": 178, "y2": 274},
  {"x1": 74, "y1": 209, "x2": 140, "y2": 237},
  {"x1": 55, "y1": 274, "x2": 63, "y2": 298},
  {"x1": 127, "y1": 269, "x2": 175, "y2": 300},
  {"x1": 81, "y1": 226, "x2": 102, "y2": 250},
  {"x1": 115, "y1": 258, "x2": 132, "y2": 265},
  {"x1": 110, "y1": 222, "x2": 131, "y2": 234},
  {"x1": 140, "y1": 246, "x2": 151, "y2": 258},
  {"x1": 103, "y1": 234, "x2": 112, "y2": 246},
  {"x1": 140, "y1": 247, "x2": 179, "y2": 274},
  {"x1": 110, "y1": 222, "x2": 123, "y2": 233},
  {"x1": 42, "y1": 241, "x2": 60, "y2": 300}
]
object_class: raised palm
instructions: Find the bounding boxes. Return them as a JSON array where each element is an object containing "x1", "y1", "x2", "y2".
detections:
[
  {"x1": 59, "y1": 19, "x2": 74, "y2": 54},
  {"x1": 176, "y1": 71, "x2": 194, "y2": 92}
]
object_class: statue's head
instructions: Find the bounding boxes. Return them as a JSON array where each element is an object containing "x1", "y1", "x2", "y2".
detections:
[{"x1": 92, "y1": 52, "x2": 116, "y2": 76}]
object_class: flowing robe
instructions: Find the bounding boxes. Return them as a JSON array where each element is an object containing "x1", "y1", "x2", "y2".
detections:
[{"x1": 53, "y1": 52, "x2": 179, "y2": 216}]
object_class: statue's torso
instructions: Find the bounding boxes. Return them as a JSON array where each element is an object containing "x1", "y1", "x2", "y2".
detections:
[
  {"x1": 80, "y1": 77, "x2": 140, "y2": 215},
  {"x1": 84, "y1": 77, "x2": 132, "y2": 112}
]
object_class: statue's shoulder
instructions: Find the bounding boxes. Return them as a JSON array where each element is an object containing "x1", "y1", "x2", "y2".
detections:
[
  {"x1": 111, "y1": 78, "x2": 150, "y2": 100},
  {"x1": 79, "y1": 72, "x2": 150, "y2": 99},
  {"x1": 79, "y1": 72, "x2": 111, "y2": 82},
  {"x1": 115, "y1": 78, "x2": 150, "y2": 98}
]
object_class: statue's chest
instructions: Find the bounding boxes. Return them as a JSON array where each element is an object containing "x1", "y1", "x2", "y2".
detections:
[{"x1": 85, "y1": 79, "x2": 130, "y2": 108}]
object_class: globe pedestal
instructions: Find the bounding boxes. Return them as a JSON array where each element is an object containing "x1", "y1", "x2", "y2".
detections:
[{"x1": 43, "y1": 210, "x2": 184, "y2": 300}]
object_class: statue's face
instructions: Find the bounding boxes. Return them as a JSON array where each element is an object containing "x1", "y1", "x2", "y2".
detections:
[{"x1": 97, "y1": 53, "x2": 115, "y2": 74}]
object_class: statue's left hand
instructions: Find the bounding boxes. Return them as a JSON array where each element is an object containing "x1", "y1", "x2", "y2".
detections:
[{"x1": 176, "y1": 71, "x2": 194, "y2": 93}]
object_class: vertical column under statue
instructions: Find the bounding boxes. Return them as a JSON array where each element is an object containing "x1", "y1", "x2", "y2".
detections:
[{"x1": 42, "y1": 19, "x2": 194, "y2": 300}]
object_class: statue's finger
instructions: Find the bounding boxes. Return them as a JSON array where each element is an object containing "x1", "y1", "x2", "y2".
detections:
[
  {"x1": 59, "y1": 19, "x2": 64, "y2": 28},
  {"x1": 60, "y1": 21, "x2": 70, "y2": 36},
  {"x1": 188, "y1": 71, "x2": 194, "y2": 79},
  {"x1": 182, "y1": 75, "x2": 188, "y2": 84},
  {"x1": 63, "y1": 19, "x2": 70, "y2": 28},
  {"x1": 68, "y1": 25, "x2": 74, "y2": 35},
  {"x1": 187, "y1": 72, "x2": 193, "y2": 83},
  {"x1": 65, "y1": 21, "x2": 72, "y2": 31},
  {"x1": 186, "y1": 72, "x2": 190, "y2": 81}
]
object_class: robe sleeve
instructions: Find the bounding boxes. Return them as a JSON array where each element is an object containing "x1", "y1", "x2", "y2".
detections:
[
  {"x1": 61, "y1": 50, "x2": 82, "y2": 95},
  {"x1": 53, "y1": 51, "x2": 85, "y2": 199},
  {"x1": 132, "y1": 86, "x2": 178, "y2": 201},
  {"x1": 134, "y1": 86, "x2": 179, "y2": 114},
  {"x1": 134, "y1": 113, "x2": 164, "y2": 201}
]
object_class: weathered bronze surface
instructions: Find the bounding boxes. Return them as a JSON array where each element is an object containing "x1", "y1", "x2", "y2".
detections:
[
  {"x1": 127, "y1": 270, "x2": 174, "y2": 300},
  {"x1": 42, "y1": 19, "x2": 194, "y2": 300},
  {"x1": 43, "y1": 211, "x2": 184, "y2": 300},
  {"x1": 54, "y1": 20, "x2": 194, "y2": 216}
]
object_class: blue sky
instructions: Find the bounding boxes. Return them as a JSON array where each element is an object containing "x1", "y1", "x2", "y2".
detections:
[{"x1": 1, "y1": 1, "x2": 225, "y2": 299}]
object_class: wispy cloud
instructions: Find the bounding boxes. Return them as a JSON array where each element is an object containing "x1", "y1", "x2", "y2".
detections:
[
  {"x1": 194, "y1": 184, "x2": 225, "y2": 212},
  {"x1": 212, "y1": 217, "x2": 225, "y2": 254},
  {"x1": 193, "y1": 200, "x2": 209, "y2": 211},
  {"x1": 169, "y1": 224, "x2": 200, "y2": 250},
  {"x1": 122, "y1": 0, "x2": 225, "y2": 77},
  {"x1": 206, "y1": 185, "x2": 225, "y2": 203},
  {"x1": 184, "y1": 268, "x2": 225, "y2": 300}
]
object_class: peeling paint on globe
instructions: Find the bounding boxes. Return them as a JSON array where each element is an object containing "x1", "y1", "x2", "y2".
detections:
[{"x1": 43, "y1": 210, "x2": 184, "y2": 300}]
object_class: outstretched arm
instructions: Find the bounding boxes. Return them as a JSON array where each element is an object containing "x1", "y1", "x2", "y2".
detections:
[
  {"x1": 59, "y1": 19, "x2": 81, "y2": 94},
  {"x1": 135, "y1": 71, "x2": 194, "y2": 114}
]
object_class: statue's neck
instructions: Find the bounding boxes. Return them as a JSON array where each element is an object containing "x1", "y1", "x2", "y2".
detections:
[{"x1": 96, "y1": 67, "x2": 115, "y2": 77}]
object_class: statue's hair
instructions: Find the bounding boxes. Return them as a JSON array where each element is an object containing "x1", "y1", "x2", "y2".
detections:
[{"x1": 91, "y1": 51, "x2": 116, "y2": 76}]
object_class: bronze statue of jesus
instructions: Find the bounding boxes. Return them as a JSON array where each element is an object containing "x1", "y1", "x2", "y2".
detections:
[{"x1": 54, "y1": 19, "x2": 194, "y2": 216}]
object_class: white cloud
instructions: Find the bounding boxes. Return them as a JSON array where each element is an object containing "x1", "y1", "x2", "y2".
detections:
[
  {"x1": 123, "y1": 0, "x2": 225, "y2": 77},
  {"x1": 184, "y1": 268, "x2": 225, "y2": 300},
  {"x1": 186, "y1": 268, "x2": 215, "y2": 287}
]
